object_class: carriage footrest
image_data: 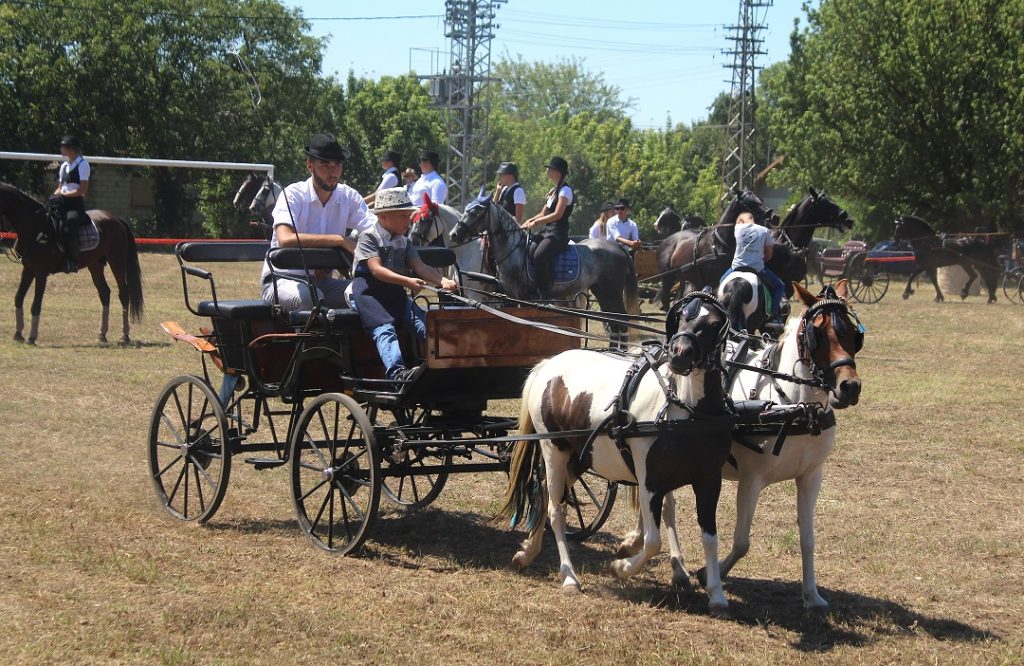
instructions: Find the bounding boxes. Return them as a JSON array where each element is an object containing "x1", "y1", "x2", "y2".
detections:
[{"x1": 244, "y1": 457, "x2": 286, "y2": 470}]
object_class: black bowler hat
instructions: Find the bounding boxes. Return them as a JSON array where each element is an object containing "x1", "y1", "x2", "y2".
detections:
[
  {"x1": 545, "y1": 156, "x2": 569, "y2": 174},
  {"x1": 419, "y1": 150, "x2": 440, "y2": 167},
  {"x1": 496, "y1": 161, "x2": 519, "y2": 178},
  {"x1": 304, "y1": 132, "x2": 351, "y2": 162},
  {"x1": 614, "y1": 197, "x2": 631, "y2": 209},
  {"x1": 600, "y1": 201, "x2": 616, "y2": 212},
  {"x1": 379, "y1": 149, "x2": 401, "y2": 165},
  {"x1": 60, "y1": 134, "x2": 81, "y2": 149}
]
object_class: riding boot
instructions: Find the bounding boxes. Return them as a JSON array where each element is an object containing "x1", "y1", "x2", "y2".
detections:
[{"x1": 63, "y1": 231, "x2": 79, "y2": 273}]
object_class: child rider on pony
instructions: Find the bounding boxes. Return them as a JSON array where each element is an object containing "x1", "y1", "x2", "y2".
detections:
[{"x1": 721, "y1": 211, "x2": 786, "y2": 324}]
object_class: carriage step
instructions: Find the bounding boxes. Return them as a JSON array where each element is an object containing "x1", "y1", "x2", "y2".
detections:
[{"x1": 244, "y1": 457, "x2": 286, "y2": 470}]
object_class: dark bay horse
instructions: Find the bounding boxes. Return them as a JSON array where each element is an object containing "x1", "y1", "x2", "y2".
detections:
[
  {"x1": 894, "y1": 215, "x2": 998, "y2": 303},
  {"x1": 0, "y1": 183, "x2": 143, "y2": 344},
  {"x1": 654, "y1": 207, "x2": 706, "y2": 238},
  {"x1": 233, "y1": 172, "x2": 280, "y2": 239},
  {"x1": 655, "y1": 190, "x2": 779, "y2": 311},
  {"x1": 450, "y1": 195, "x2": 639, "y2": 348}
]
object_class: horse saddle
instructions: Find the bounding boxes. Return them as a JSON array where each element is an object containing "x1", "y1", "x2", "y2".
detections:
[
  {"x1": 44, "y1": 202, "x2": 100, "y2": 253},
  {"x1": 525, "y1": 242, "x2": 581, "y2": 285}
]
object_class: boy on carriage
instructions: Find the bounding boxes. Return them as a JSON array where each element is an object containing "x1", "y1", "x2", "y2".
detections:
[
  {"x1": 720, "y1": 211, "x2": 786, "y2": 322},
  {"x1": 347, "y1": 187, "x2": 458, "y2": 386}
]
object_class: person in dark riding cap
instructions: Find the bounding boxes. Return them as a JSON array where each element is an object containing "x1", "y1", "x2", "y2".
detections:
[
  {"x1": 363, "y1": 149, "x2": 402, "y2": 206},
  {"x1": 51, "y1": 134, "x2": 90, "y2": 272},
  {"x1": 492, "y1": 161, "x2": 526, "y2": 223},
  {"x1": 522, "y1": 156, "x2": 574, "y2": 299}
]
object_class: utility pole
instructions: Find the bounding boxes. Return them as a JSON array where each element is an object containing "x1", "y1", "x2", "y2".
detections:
[
  {"x1": 423, "y1": 1, "x2": 506, "y2": 208},
  {"x1": 721, "y1": 0, "x2": 772, "y2": 194}
]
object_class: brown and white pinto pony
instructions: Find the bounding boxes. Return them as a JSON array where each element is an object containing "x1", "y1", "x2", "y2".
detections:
[
  {"x1": 693, "y1": 279, "x2": 864, "y2": 609},
  {"x1": 497, "y1": 289, "x2": 734, "y2": 612}
]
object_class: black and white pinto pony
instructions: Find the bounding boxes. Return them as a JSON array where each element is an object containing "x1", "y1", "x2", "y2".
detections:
[
  {"x1": 894, "y1": 214, "x2": 999, "y2": 303},
  {"x1": 233, "y1": 172, "x2": 283, "y2": 239},
  {"x1": 497, "y1": 289, "x2": 735, "y2": 612},
  {"x1": 700, "y1": 279, "x2": 864, "y2": 609},
  {"x1": 408, "y1": 196, "x2": 490, "y2": 294},
  {"x1": 718, "y1": 269, "x2": 773, "y2": 334},
  {"x1": 450, "y1": 195, "x2": 640, "y2": 349}
]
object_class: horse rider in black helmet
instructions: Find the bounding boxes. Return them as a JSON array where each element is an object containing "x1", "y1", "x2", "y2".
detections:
[{"x1": 51, "y1": 134, "x2": 91, "y2": 272}]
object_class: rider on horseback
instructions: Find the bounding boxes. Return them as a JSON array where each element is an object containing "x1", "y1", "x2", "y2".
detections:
[
  {"x1": 721, "y1": 211, "x2": 786, "y2": 323},
  {"x1": 521, "y1": 156, "x2": 573, "y2": 299},
  {"x1": 50, "y1": 135, "x2": 90, "y2": 273}
]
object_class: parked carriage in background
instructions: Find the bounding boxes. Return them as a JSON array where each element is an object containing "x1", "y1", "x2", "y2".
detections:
[{"x1": 815, "y1": 239, "x2": 916, "y2": 303}]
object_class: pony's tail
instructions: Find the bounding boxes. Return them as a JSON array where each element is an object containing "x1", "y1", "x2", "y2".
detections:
[
  {"x1": 120, "y1": 219, "x2": 145, "y2": 323},
  {"x1": 494, "y1": 367, "x2": 548, "y2": 532}
]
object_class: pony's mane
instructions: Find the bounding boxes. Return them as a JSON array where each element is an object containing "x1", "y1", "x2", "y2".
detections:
[
  {"x1": 488, "y1": 198, "x2": 517, "y2": 228},
  {"x1": 0, "y1": 181, "x2": 46, "y2": 215}
]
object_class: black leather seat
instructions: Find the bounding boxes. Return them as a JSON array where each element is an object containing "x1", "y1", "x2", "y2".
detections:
[
  {"x1": 196, "y1": 300, "x2": 276, "y2": 320},
  {"x1": 287, "y1": 308, "x2": 363, "y2": 330}
]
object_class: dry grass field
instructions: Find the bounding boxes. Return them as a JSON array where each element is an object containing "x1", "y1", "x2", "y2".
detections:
[{"x1": 1, "y1": 252, "x2": 1022, "y2": 665}]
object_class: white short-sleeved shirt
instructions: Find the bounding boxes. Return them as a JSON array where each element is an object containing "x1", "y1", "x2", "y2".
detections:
[
  {"x1": 607, "y1": 217, "x2": 639, "y2": 242},
  {"x1": 589, "y1": 220, "x2": 609, "y2": 240},
  {"x1": 260, "y1": 177, "x2": 375, "y2": 282},
  {"x1": 544, "y1": 184, "x2": 573, "y2": 211},
  {"x1": 58, "y1": 156, "x2": 90, "y2": 195},
  {"x1": 376, "y1": 168, "x2": 399, "y2": 192},
  {"x1": 504, "y1": 183, "x2": 527, "y2": 206},
  {"x1": 410, "y1": 170, "x2": 447, "y2": 206},
  {"x1": 732, "y1": 222, "x2": 772, "y2": 272}
]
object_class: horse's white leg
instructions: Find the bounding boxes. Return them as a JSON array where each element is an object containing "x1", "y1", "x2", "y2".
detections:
[
  {"x1": 662, "y1": 491, "x2": 691, "y2": 589},
  {"x1": 615, "y1": 491, "x2": 644, "y2": 558},
  {"x1": 693, "y1": 477, "x2": 728, "y2": 614},
  {"x1": 718, "y1": 475, "x2": 765, "y2": 581},
  {"x1": 796, "y1": 466, "x2": 829, "y2": 609},
  {"x1": 609, "y1": 483, "x2": 661, "y2": 580},
  {"x1": 543, "y1": 447, "x2": 583, "y2": 590}
]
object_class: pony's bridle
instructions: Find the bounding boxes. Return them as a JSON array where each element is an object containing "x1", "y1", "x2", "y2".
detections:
[
  {"x1": 797, "y1": 288, "x2": 865, "y2": 387},
  {"x1": 665, "y1": 291, "x2": 732, "y2": 374},
  {"x1": 410, "y1": 209, "x2": 443, "y2": 246}
]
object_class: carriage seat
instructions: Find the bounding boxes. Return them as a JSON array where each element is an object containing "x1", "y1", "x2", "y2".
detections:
[
  {"x1": 196, "y1": 299, "x2": 276, "y2": 320},
  {"x1": 286, "y1": 307, "x2": 363, "y2": 330}
]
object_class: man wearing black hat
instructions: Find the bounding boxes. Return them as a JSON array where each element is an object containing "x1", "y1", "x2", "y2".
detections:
[
  {"x1": 50, "y1": 134, "x2": 90, "y2": 272},
  {"x1": 492, "y1": 162, "x2": 526, "y2": 223},
  {"x1": 363, "y1": 149, "x2": 402, "y2": 206},
  {"x1": 522, "y1": 156, "x2": 574, "y2": 298},
  {"x1": 259, "y1": 132, "x2": 376, "y2": 311},
  {"x1": 409, "y1": 150, "x2": 447, "y2": 206},
  {"x1": 607, "y1": 198, "x2": 642, "y2": 254}
]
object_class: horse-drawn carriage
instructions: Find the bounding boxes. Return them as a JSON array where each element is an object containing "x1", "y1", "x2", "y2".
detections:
[
  {"x1": 149, "y1": 241, "x2": 617, "y2": 554},
  {"x1": 815, "y1": 239, "x2": 910, "y2": 303}
]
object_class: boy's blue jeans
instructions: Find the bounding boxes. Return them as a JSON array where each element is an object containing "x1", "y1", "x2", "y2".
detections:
[{"x1": 350, "y1": 299, "x2": 427, "y2": 377}]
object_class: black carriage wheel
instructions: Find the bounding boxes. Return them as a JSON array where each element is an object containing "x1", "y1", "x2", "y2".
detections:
[
  {"x1": 378, "y1": 407, "x2": 449, "y2": 511},
  {"x1": 289, "y1": 393, "x2": 380, "y2": 555},
  {"x1": 1002, "y1": 270, "x2": 1023, "y2": 304},
  {"x1": 564, "y1": 472, "x2": 618, "y2": 542},
  {"x1": 1016, "y1": 272, "x2": 1024, "y2": 304},
  {"x1": 849, "y1": 257, "x2": 889, "y2": 304},
  {"x1": 148, "y1": 375, "x2": 232, "y2": 523}
]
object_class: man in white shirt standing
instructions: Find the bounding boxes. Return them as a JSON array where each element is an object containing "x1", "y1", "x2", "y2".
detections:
[
  {"x1": 363, "y1": 149, "x2": 401, "y2": 206},
  {"x1": 409, "y1": 150, "x2": 447, "y2": 206},
  {"x1": 260, "y1": 132, "x2": 375, "y2": 311},
  {"x1": 607, "y1": 198, "x2": 642, "y2": 254}
]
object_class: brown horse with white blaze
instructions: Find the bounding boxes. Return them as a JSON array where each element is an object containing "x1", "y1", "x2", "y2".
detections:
[{"x1": 0, "y1": 182, "x2": 143, "y2": 344}]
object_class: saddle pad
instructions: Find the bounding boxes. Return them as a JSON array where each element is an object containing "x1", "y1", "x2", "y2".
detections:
[
  {"x1": 78, "y1": 220, "x2": 100, "y2": 252},
  {"x1": 526, "y1": 243, "x2": 581, "y2": 285}
]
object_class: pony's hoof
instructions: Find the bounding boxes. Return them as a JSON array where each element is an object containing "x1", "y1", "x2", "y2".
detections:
[
  {"x1": 13, "y1": 333, "x2": 24, "y2": 343},
  {"x1": 511, "y1": 551, "x2": 529, "y2": 570},
  {"x1": 988, "y1": 297, "x2": 997, "y2": 304},
  {"x1": 26, "y1": 338, "x2": 36, "y2": 346},
  {"x1": 671, "y1": 571, "x2": 693, "y2": 591},
  {"x1": 960, "y1": 292, "x2": 969, "y2": 301},
  {"x1": 934, "y1": 296, "x2": 944, "y2": 303},
  {"x1": 803, "y1": 593, "x2": 829, "y2": 611},
  {"x1": 694, "y1": 566, "x2": 708, "y2": 588},
  {"x1": 120, "y1": 336, "x2": 132, "y2": 346},
  {"x1": 98, "y1": 335, "x2": 108, "y2": 344},
  {"x1": 902, "y1": 291, "x2": 912, "y2": 300},
  {"x1": 609, "y1": 559, "x2": 630, "y2": 580},
  {"x1": 561, "y1": 583, "x2": 582, "y2": 595},
  {"x1": 708, "y1": 600, "x2": 730, "y2": 617}
]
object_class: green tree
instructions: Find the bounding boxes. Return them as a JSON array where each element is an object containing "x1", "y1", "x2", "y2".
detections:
[{"x1": 761, "y1": 0, "x2": 1024, "y2": 236}]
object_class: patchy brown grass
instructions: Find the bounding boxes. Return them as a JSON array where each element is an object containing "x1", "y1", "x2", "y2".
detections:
[{"x1": 0, "y1": 254, "x2": 1022, "y2": 664}]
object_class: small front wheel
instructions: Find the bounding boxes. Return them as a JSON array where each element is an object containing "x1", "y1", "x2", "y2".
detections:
[
  {"x1": 564, "y1": 472, "x2": 618, "y2": 542},
  {"x1": 289, "y1": 393, "x2": 380, "y2": 555},
  {"x1": 148, "y1": 375, "x2": 232, "y2": 523}
]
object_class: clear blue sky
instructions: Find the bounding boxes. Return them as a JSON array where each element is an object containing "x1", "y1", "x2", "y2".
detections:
[{"x1": 289, "y1": 1, "x2": 812, "y2": 128}]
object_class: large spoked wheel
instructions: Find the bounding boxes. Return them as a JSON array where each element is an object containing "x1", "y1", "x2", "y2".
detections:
[
  {"x1": 148, "y1": 375, "x2": 232, "y2": 523},
  {"x1": 564, "y1": 472, "x2": 618, "y2": 542},
  {"x1": 1002, "y1": 270, "x2": 1023, "y2": 304},
  {"x1": 378, "y1": 407, "x2": 450, "y2": 511},
  {"x1": 848, "y1": 256, "x2": 889, "y2": 304},
  {"x1": 289, "y1": 393, "x2": 381, "y2": 555}
]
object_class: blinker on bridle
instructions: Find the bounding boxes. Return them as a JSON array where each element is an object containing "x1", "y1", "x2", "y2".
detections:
[
  {"x1": 666, "y1": 290, "x2": 731, "y2": 373},
  {"x1": 798, "y1": 287, "x2": 865, "y2": 386}
]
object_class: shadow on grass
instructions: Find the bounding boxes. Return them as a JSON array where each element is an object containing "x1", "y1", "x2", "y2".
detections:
[
  {"x1": 21, "y1": 340, "x2": 171, "y2": 349},
  {"x1": 610, "y1": 575, "x2": 996, "y2": 651}
]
